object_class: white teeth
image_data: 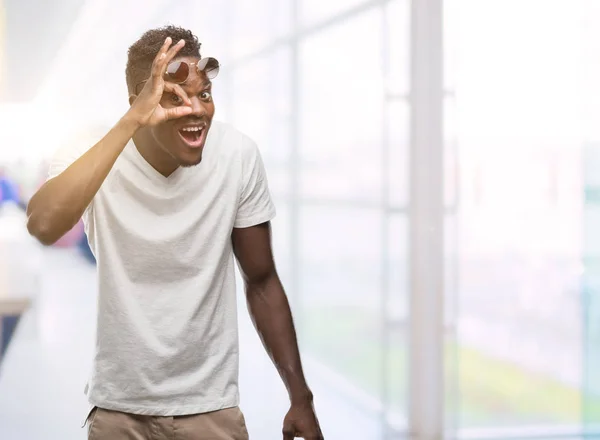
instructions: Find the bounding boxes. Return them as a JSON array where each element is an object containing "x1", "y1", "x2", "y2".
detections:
[{"x1": 182, "y1": 127, "x2": 202, "y2": 132}]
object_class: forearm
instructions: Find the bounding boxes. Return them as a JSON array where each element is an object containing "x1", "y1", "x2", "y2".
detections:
[
  {"x1": 246, "y1": 273, "x2": 312, "y2": 404},
  {"x1": 27, "y1": 114, "x2": 140, "y2": 244}
]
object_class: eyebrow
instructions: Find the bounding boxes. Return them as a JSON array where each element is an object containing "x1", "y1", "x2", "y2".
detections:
[{"x1": 184, "y1": 81, "x2": 211, "y2": 92}]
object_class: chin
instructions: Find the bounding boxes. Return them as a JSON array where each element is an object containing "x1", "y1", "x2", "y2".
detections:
[
  {"x1": 179, "y1": 159, "x2": 202, "y2": 168},
  {"x1": 177, "y1": 152, "x2": 204, "y2": 168}
]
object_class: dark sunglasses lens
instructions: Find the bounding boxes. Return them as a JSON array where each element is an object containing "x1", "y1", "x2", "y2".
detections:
[
  {"x1": 166, "y1": 61, "x2": 189, "y2": 83},
  {"x1": 198, "y1": 57, "x2": 220, "y2": 79}
]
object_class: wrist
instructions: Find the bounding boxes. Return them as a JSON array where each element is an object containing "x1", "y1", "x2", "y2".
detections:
[
  {"x1": 120, "y1": 111, "x2": 144, "y2": 132},
  {"x1": 289, "y1": 386, "x2": 314, "y2": 406}
]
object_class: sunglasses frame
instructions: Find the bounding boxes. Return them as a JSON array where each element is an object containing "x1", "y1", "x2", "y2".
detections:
[{"x1": 134, "y1": 57, "x2": 220, "y2": 95}]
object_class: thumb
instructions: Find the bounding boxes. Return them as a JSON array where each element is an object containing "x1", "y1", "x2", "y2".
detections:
[{"x1": 282, "y1": 426, "x2": 296, "y2": 440}]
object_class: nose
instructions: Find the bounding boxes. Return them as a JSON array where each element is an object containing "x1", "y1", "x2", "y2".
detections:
[{"x1": 189, "y1": 96, "x2": 208, "y2": 117}]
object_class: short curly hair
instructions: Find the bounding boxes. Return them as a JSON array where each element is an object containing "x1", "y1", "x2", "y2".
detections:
[{"x1": 125, "y1": 25, "x2": 202, "y2": 94}]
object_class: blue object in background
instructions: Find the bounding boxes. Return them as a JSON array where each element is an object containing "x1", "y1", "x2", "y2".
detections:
[
  {"x1": 78, "y1": 232, "x2": 96, "y2": 264},
  {"x1": 0, "y1": 315, "x2": 21, "y2": 363},
  {"x1": 0, "y1": 176, "x2": 20, "y2": 205}
]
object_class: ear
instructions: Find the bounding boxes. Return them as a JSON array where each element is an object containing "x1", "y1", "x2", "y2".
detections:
[{"x1": 128, "y1": 95, "x2": 137, "y2": 106}]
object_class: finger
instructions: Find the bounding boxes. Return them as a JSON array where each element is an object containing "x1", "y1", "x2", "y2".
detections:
[
  {"x1": 163, "y1": 38, "x2": 186, "y2": 66},
  {"x1": 156, "y1": 39, "x2": 185, "y2": 78},
  {"x1": 151, "y1": 37, "x2": 173, "y2": 79},
  {"x1": 282, "y1": 427, "x2": 295, "y2": 440},
  {"x1": 164, "y1": 82, "x2": 191, "y2": 106},
  {"x1": 164, "y1": 106, "x2": 193, "y2": 121}
]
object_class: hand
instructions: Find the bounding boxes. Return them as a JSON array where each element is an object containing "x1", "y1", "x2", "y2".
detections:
[
  {"x1": 282, "y1": 401, "x2": 324, "y2": 440},
  {"x1": 127, "y1": 37, "x2": 192, "y2": 127}
]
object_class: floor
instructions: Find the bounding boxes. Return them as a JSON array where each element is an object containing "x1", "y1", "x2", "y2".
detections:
[{"x1": 0, "y1": 246, "x2": 383, "y2": 440}]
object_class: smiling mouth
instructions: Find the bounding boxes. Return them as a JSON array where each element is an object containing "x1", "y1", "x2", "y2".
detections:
[{"x1": 178, "y1": 126, "x2": 206, "y2": 148}]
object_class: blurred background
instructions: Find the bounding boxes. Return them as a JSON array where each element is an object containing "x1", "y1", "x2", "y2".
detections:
[{"x1": 0, "y1": 0, "x2": 599, "y2": 439}]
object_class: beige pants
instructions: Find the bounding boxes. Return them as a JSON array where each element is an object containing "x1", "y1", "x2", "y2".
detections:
[{"x1": 85, "y1": 406, "x2": 249, "y2": 440}]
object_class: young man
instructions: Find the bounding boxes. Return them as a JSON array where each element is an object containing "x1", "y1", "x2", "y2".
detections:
[{"x1": 26, "y1": 26, "x2": 323, "y2": 440}]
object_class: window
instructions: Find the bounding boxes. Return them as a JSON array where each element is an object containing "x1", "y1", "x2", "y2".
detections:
[
  {"x1": 299, "y1": 9, "x2": 384, "y2": 203},
  {"x1": 386, "y1": 101, "x2": 409, "y2": 209},
  {"x1": 385, "y1": 0, "x2": 410, "y2": 97},
  {"x1": 300, "y1": 0, "x2": 369, "y2": 27},
  {"x1": 298, "y1": 205, "x2": 390, "y2": 406},
  {"x1": 229, "y1": 49, "x2": 293, "y2": 198},
  {"x1": 229, "y1": 0, "x2": 292, "y2": 58},
  {"x1": 447, "y1": 0, "x2": 586, "y2": 432}
]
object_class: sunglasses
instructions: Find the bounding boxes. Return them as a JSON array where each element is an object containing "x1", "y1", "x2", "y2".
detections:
[{"x1": 134, "y1": 57, "x2": 220, "y2": 95}]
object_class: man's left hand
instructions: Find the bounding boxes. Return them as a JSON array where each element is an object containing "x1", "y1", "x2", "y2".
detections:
[{"x1": 282, "y1": 401, "x2": 324, "y2": 440}]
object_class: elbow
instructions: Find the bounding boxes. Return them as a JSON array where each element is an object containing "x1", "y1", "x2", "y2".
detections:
[
  {"x1": 26, "y1": 212, "x2": 60, "y2": 246},
  {"x1": 245, "y1": 270, "x2": 279, "y2": 298}
]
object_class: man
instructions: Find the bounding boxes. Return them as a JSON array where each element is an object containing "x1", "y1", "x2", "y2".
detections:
[{"x1": 26, "y1": 25, "x2": 323, "y2": 440}]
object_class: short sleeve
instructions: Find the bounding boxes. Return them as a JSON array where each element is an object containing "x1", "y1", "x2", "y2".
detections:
[{"x1": 234, "y1": 139, "x2": 276, "y2": 229}]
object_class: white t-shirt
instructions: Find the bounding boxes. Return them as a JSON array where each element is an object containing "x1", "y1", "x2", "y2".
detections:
[{"x1": 47, "y1": 121, "x2": 276, "y2": 416}]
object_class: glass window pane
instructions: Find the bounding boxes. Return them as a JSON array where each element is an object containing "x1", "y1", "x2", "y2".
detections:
[
  {"x1": 447, "y1": 0, "x2": 585, "y2": 431},
  {"x1": 230, "y1": 0, "x2": 292, "y2": 58},
  {"x1": 384, "y1": 215, "x2": 408, "y2": 424},
  {"x1": 583, "y1": 0, "x2": 600, "y2": 143},
  {"x1": 385, "y1": 0, "x2": 410, "y2": 96},
  {"x1": 384, "y1": 326, "x2": 408, "y2": 433},
  {"x1": 445, "y1": 97, "x2": 459, "y2": 210},
  {"x1": 453, "y1": 0, "x2": 579, "y2": 141},
  {"x1": 154, "y1": 1, "x2": 229, "y2": 56},
  {"x1": 300, "y1": 0, "x2": 368, "y2": 27},
  {"x1": 582, "y1": 159, "x2": 600, "y2": 427},
  {"x1": 299, "y1": 10, "x2": 384, "y2": 202},
  {"x1": 386, "y1": 215, "x2": 408, "y2": 322},
  {"x1": 387, "y1": 101, "x2": 409, "y2": 208},
  {"x1": 444, "y1": 0, "x2": 458, "y2": 91},
  {"x1": 299, "y1": 206, "x2": 408, "y2": 429},
  {"x1": 581, "y1": 4, "x2": 600, "y2": 425},
  {"x1": 230, "y1": 49, "x2": 292, "y2": 198},
  {"x1": 300, "y1": 205, "x2": 386, "y2": 408}
]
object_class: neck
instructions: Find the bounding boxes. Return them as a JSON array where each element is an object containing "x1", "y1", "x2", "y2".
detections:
[{"x1": 132, "y1": 129, "x2": 179, "y2": 177}]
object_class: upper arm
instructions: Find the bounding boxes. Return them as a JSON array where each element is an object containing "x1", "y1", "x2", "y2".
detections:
[
  {"x1": 232, "y1": 222, "x2": 276, "y2": 285},
  {"x1": 231, "y1": 136, "x2": 278, "y2": 285}
]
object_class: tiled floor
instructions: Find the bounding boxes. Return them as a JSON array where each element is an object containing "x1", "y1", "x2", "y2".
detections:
[{"x1": 0, "y1": 246, "x2": 381, "y2": 440}]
